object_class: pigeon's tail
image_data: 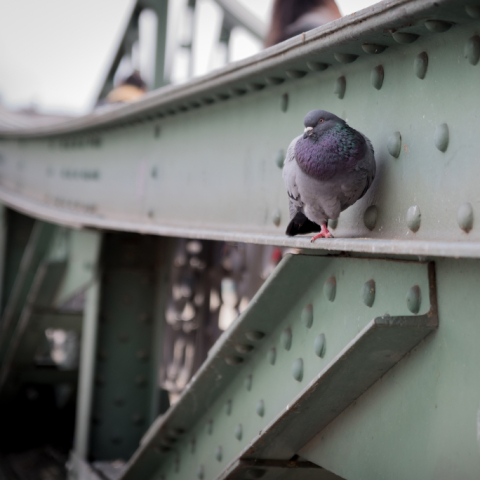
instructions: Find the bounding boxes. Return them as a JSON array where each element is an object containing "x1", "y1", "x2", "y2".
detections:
[{"x1": 286, "y1": 211, "x2": 321, "y2": 236}]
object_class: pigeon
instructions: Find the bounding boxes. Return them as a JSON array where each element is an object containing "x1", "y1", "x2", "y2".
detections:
[{"x1": 282, "y1": 110, "x2": 376, "y2": 242}]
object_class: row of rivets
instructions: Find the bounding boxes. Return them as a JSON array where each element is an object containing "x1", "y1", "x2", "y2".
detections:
[
  {"x1": 225, "y1": 330, "x2": 265, "y2": 366},
  {"x1": 100, "y1": 18, "x2": 468, "y2": 129},
  {"x1": 190, "y1": 274, "x2": 424, "y2": 478},
  {"x1": 405, "y1": 203, "x2": 473, "y2": 234}
]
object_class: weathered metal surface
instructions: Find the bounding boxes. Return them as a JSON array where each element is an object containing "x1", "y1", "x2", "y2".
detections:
[
  {"x1": 218, "y1": 459, "x2": 342, "y2": 480},
  {"x1": 1, "y1": 209, "x2": 35, "y2": 313},
  {"x1": 297, "y1": 257, "x2": 480, "y2": 480},
  {"x1": 0, "y1": 221, "x2": 57, "y2": 367},
  {"x1": 0, "y1": 1, "x2": 479, "y2": 257},
  {"x1": 88, "y1": 233, "x2": 173, "y2": 461},
  {"x1": 120, "y1": 254, "x2": 437, "y2": 480}
]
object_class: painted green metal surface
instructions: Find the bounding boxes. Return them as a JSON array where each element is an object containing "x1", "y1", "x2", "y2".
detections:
[
  {"x1": 298, "y1": 257, "x2": 480, "y2": 480},
  {"x1": 0, "y1": 1, "x2": 480, "y2": 258},
  {"x1": 0, "y1": 221, "x2": 57, "y2": 368},
  {"x1": 120, "y1": 254, "x2": 437, "y2": 480},
  {"x1": 1, "y1": 209, "x2": 35, "y2": 313},
  {"x1": 88, "y1": 233, "x2": 173, "y2": 461}
]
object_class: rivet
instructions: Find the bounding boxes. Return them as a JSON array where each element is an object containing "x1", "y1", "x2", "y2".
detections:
[
  {"x1": 197, "y1": 465, "x2": 204, "y2": 479},
  {"x1": 465, "y1": 36, "x2": 480, "y2": 65},
  {"x1": 111, "y1": 435, "x2": 123, "y2": 445},
  {"x1": 334, "y1": 76, "x2": 346, "y2": 99},
  {"x1": 406, "y1": 285, "x2": 422, "y2": 314},
  {"x1": 457, "y1": 202, "x2": 474, "y2": 233},
  {"x1": 266, "y1": 77, "x2": 284, "y2": 85},
  {"x1": 324, "y1": 276, "x2": 336, "y2": 302},
  {"x1": 272, "y1": 209, "x2": 281, "y2": 227},
  {"x1": 371, "y1": 65, "x2": 384, "y2": 90},
  {"x1": 286, "y1": 69, "x2": 307, "y2": 79},
  {"x1": 245, "y1": 374, "x2": 252, "y2": 391},
  {"x1": 292, "y1": 358, "x2": 304, "y2": 382},
  {"x1": 387, "y1": 131, "x2": 402, "y2": 158},
  {"x1": 231, "y1": 87, "x2": 247, "y2": 96},
  {"x1": 151, "y1": 166, "x2": 158, "y2": 178},
  {"x1": 135, "y1": 374, "x2": 147, "y2": 387},
  {"x1": 362, "y1": 43, "x2": 387, "y2": 54},
  {"x1": 268, "y1": 347, "x2": 276, "y2": 365},
  {"x1": 245, "y1": 468, "x2": 267, "y2": 479},
  {"x1": 407, "y1": 205, "x2": 421, "y2": 232},
  {"x1": 392, "y1": 32, "x2": 419, "y2": 44},
  {"x1": 275, "y1": 149, "x2": 285, "y2": 168},
  {"x1": 225, "y1": 355, "x2": 243, "y2": 366},
  {"x1": 280, "y1": 93, "x2": 288, "y2": 112},
  {"x1": 207, "y1": 420, "x2": 213, "y2": 435},
  {"x1": 174, "y1": 455, "x2": 180, "y2": 472},
  {"x1": 329, "y1": 218, "x2": 338, "y2": 229},
  {"x1": 118, "y1": 333, "x2": 129, "y2": 342},
  {"x1": 191, "y1": 437, "x2": 196, "y2": 454},
  {"x1": 234, "y1": 424, "x2": 243, "y2": 440},
  {"x1": 424, "y1": 20, "x2": 452, "y2": 33},
  {"x1": 414, "y1": 52, "x2": 428, "y2": 79},
  {"x1": 148, "y1": 210, "x2": 154, "y2": 218},
  {"x1": 466, "y1": 5, "x2": 480, "y2": 18},
  {"x1": 225, "y1": 399, "x2": 232, "y2": 415},
  {"x1": 235, "y1": 344, "x2": 254, "y2": 354},
  {"x1": 215, "y1": 446, "x2": 222, "y2": 462},
  {"x1": 334, "y1": 53, "x2": 358, "y2": 64},
  {"x1": 248, "y1": 83, "x2": 265, "y2": 91},
  {"x1": 154, "y1": 125, "x2": 161, "y2": 138},
  {"x1": 434, "y1": 123, "x2": 449, "y2": 152},
  {"x1": 362, "y1": 279, "x2": 376, "y2": 307},
  {"x1": 137, "y1": 350, "x2": 149, "y2": 362},
  {"x1": 245, "y1": 330, "x2": 265, "y2": 341},
  {"x1": 132, "y1": 413, "x2": 145, "y2": 426},
  {"x1": 281, "y1": 328, "x2": 292, "y2": 350},
  {"x1": 256, "y1": 399, "x2": 265, "y2": 417},
  {"x1": 306, "y1": 61, "x2": 329, "y2": 71},
  {"x1": 363, "y1": 205, "x2": 378, "y2": 231},
  {"x1": 314, "y1": 334, "x2": 326, "y2": 358},
  {"x1": 301, "y1": 304, "x2": 313, "y2": 328},
  {"x1": 215, "y1": 93, "x2": 230, "y2": 101}
]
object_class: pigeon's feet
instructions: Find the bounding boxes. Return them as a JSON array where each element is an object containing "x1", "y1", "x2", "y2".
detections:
[{"x1": 310, "y1": 223, "x2": 333, "y2": 243}]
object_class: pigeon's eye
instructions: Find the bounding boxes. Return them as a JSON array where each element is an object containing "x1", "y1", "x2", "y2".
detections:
[{"x1": 318, "y1": 118, "x2": 324, "y2": 124}]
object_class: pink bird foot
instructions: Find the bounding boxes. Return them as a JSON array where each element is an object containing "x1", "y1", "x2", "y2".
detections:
[{"x1": 310, "y1": 223, "x2": 333, "y2": 243}]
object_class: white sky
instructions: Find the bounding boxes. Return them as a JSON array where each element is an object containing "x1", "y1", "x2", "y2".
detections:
[{"x1": 0, "y1": 0, "x2": 380, "y2": 115}]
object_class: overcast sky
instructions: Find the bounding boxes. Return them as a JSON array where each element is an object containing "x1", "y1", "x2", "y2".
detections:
[{"x1": 0, "y1": 0, "x2": 380, "y2": 115}]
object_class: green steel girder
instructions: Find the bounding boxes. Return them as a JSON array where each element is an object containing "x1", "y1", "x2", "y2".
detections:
[
  {"x1": 88, "y1": 233, "x2": 173, "y2": 462},
  {"x1": 0, "y1": 1, "x2": 479, "y2": 257},
  {"x1": 0, "y1": 260, "x2": 67, "y2": 391},
  {"x1": 1, "y1": 210, "x2": 35, "y2": 313},
  {"x1": 0, "y1": 221, "x2": 57, "y2": 367},
  {"x1": 120, "y1": 254, "x2": 437, "y2": 480}
]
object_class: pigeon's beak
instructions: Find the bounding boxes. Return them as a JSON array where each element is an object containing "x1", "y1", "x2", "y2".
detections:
[{"x1": 303, "y1": 126, "x2": 313, "y2": 139}]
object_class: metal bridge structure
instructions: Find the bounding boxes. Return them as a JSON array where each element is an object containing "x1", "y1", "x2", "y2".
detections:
[{"x1": 1, "y1": 0, "x2": 480, "y2": 478}]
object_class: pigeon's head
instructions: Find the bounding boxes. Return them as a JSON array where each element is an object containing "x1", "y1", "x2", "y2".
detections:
[{"x1": 302, "y1": 110, "x2": 345, "y2": 139}]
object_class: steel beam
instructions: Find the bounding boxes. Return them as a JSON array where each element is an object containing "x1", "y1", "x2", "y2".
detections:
[
  {"x1": 0, "y1": 1, "x2": 479, "y2": 257},
  {"x1": 0, "y1": 221, "x2": 56, "y2": 366},
  {"x1": 119, "y1": 254, "x2": 437, "y2": 480},
  {"x1": 82, "y1": 233, "x2": 173, "y2": 462}
]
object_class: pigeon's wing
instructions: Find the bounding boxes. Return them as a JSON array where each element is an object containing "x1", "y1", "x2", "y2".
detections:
[
  {"x1": 282, "y1": 135, "x2": 303, "y2": 219},
  {"x1": 340, "y1": 137, "x2": 376, "y2": 210}
]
